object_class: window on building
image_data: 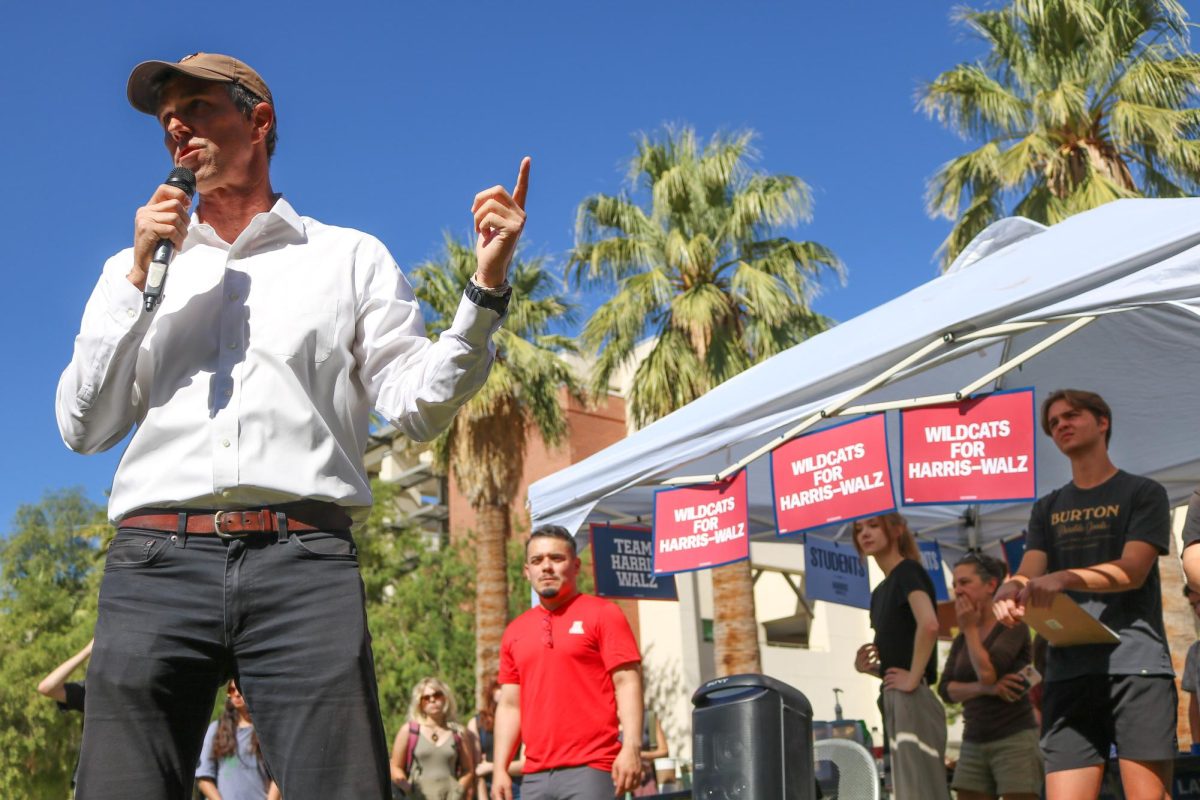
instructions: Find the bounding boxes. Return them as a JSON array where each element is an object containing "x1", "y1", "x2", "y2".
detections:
[{"x1": 754, "y1": 567, "x2": 814, "y2": 649}]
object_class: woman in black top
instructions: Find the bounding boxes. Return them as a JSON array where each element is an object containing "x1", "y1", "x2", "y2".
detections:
[
  {"x1": 853, "y1": 512, "x2": 950, "y2": 799},
  {"x1": 467, "y1": 678, "x2": 523, "y2": 800}
]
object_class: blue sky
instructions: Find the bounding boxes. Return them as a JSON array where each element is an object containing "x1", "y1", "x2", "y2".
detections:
[{"x1": 4, "y1": 2, "x2": 1192, "y2": 530}]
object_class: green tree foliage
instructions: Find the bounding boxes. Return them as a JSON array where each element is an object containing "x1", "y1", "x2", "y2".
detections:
[
  {"x1": 569, "y1": 126, "x2": 842, "y2": 676},
  {"x1": 0, "y1": 489, "x2": 108, "y2": 798},
  {"x1": 921, "y1": 0, "x2": 1200, "y2": 268},
  {"x1": 569, "y1": 125, "x2": 843, "y2": 429},
  {"x1": 413, "y1": 235, "x2": 580, "y2": 706},
  {"x1": 360, "y1": 479, "x2": 478, "y2": 732}
]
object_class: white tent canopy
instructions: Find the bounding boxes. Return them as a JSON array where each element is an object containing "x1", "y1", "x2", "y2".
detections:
[{"x1": 527, "y1": 199, "x2": 1200, "y2": 553}]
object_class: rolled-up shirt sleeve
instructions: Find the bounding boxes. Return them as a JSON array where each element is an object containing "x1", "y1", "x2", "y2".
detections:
[
  {"x1": 353, "y1": 236, "x2": 502, "y2": 442},
  {"x1": 56, "y1": 251, "x2": 153, "y2": 454}
]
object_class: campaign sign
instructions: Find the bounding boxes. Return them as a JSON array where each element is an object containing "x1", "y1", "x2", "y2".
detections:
[
  {"x1": 652, "y1": 470, "x2": 750, "y2": 575},
  {"x1": 900, "y1": 389, "x2": 1037, "y2": 505},
  {"x1": 918, "y1": 540, "x2": 949, "y2": 602},
  {"x1": 771, "y1": 415, "x2": 896, "y2": 535},
  {"x1": 1002, "y1": 533, "x2": 1026, "y2": 575},
  {"x1": 591, "y1": 525, "x2": 678, "y2": 601},
  {"x1": 804, "y1": 536, "x2": 870, "y2": 609}
]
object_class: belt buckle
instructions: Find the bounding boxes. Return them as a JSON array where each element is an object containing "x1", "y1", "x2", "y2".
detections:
[{"x1": 213, "y1": 511, "x2": 251, "y2": 542}]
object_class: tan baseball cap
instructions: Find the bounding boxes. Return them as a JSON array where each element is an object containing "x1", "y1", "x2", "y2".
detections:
[{"x1": 127, "y1": 52, "x2": 273, "y2": 115}]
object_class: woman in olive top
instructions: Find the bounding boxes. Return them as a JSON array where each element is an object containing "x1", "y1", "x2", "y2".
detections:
[{"x1": 939, "y1": 553, "x2": 1042, "y2": 800}]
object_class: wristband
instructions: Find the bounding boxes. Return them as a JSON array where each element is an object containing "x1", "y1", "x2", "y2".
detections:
[{"x1": 465, "y1": 278, "x2": 512, "y2": 315}]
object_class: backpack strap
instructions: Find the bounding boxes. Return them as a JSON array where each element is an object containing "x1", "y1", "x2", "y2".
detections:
[{"x1": 405, "y1": 721, "x2": 420, "y2": 776}]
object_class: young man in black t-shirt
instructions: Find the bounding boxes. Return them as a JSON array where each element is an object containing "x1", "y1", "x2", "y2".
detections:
[{"x1": 994, "y1": 389, "x2": 1174, "y2": 800}]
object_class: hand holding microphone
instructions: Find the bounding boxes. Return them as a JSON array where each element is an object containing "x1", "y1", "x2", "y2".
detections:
[{"x1": 130, "y1": 167, "x2": 196, "y2": 311}]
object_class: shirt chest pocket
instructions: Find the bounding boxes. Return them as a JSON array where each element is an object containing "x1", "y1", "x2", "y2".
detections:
[{"x1": 250, "y1": 304, "x2": 337, "y2": 363}]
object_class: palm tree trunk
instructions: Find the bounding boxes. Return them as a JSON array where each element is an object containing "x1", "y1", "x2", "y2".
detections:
[
  {"x1": 712, "y1": 560, "x2": 762, "y2": 676},
  {"x1": 475, "y1": 502, "x2": 510, "y2": 710}
]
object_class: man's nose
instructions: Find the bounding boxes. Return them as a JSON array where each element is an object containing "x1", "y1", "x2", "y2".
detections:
[{"x1": 166, "y1": 117, "x2": 190, "y2": 141}]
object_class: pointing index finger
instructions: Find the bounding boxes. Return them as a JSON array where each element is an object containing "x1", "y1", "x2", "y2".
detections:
[{"x1": 512, "y1": 156, "x2": 531, "y2": 210}]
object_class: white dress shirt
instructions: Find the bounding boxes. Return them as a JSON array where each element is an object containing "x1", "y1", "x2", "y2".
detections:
[{"x1": 57, "y1": 198, "x2": 501, "y2": 522}]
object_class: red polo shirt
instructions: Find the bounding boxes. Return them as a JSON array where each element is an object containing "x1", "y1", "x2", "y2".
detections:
[{"x1": 498, "y1": 592, "x2": 641, "y2": 772}]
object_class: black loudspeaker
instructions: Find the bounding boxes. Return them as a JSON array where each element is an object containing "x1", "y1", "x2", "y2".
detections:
[{"x1": 691, "y1": 673, "x2": 815, "y2": 800}]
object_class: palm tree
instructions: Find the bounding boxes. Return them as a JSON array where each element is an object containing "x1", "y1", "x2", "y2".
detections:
[
  {"x1": 921, "y1": 0, "x2": 1200, "y2": 268},
  {"x1": 413, "y1": 236, "x2": 580, "y2": 707},
  {"x1": 569, "y1": 126, "x2": 843, "y2": 676}
]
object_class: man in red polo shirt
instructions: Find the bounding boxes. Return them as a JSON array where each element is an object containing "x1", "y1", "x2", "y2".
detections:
[{"x1": 492, "y1": 526, "x2": 644, "y2": 800}]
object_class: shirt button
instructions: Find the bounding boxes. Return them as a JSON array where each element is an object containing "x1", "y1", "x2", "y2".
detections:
[
  {"x1": 228, "y1": 292, "x2": 238, "y2": 301},
  {"x1": 227, "y1": 342, "x2": 238, "y2": 350},
  {"x1": 127, "y1": 309, "x2": 136, "y2": 318},
  {"x1": 221, "y1": 438, "x2": 231, "y2": 448},
  {"x1": 224, "y1": 388, "x2": 233, "y2": 398}
]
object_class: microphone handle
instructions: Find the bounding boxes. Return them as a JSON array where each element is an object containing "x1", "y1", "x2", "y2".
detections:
[{"x1": 143, "y1": 240, "x2": 175, "y2": 312}]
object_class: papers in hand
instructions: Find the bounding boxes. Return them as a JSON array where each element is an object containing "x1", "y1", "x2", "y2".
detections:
[{"x1": 1022, "y1": 593, "x2": 1120, "y2": 646}]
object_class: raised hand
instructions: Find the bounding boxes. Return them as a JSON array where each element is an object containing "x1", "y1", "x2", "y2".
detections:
[
  {"x1": 955, "y1": 593, "x2": 981, "y2": 629},
  {"x1": 130, "y1": 183, "x2": 192, "y2": 290},
  {"x1": 472, "y1": 157, "x2": 530, "y2": 288}
]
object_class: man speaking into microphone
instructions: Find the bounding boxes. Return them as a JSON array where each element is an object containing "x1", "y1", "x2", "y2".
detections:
[{"x1": 55, "y1": 52, "x2": 528, "y2": 799}]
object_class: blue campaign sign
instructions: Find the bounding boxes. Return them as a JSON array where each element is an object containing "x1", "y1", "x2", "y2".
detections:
[
  {"x1": 591, "y1": 525, "x2": 678, "y2": 601},
  {"x1": 1002, "y1": 533, "x2": 1026, "y2": 575},
  {"x1": 918, "y1": 540, "x2": 949, "y2": 602},
  {"x1": 804, "y1": 536, "x2": 870, "y2": 610}
]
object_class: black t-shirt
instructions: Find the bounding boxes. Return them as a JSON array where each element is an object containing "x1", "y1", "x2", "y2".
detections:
[
  {"x1": 1026, "y1": 470, "x2": 1172, "y2": 681},
  {"x1": 1182, "y1": 486, "x2": 1200, "y2": 549},
  {"x1": 870, "y1": 558, "x2": 938, "y2": 685},
  {"x1": 56, "y1": 681, "x2": 85, "y2": 713}
]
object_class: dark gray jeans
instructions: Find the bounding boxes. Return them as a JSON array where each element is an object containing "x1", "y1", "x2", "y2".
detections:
[
  {"x1": 76, "y1": 524, "x2": 391, "y2": 799},
  {"x1": 521, "y1": 766, "x2": 616, "y2": 800}
]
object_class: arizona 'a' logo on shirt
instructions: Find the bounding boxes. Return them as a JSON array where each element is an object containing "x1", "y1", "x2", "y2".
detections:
[{"x1": 568, "y1": 620, "x2": 585, "y2": 635}]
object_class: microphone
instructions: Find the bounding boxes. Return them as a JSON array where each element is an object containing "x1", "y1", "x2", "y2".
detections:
[{"x1": 143, "y1": 167, "x2": 196, "y2": 312}]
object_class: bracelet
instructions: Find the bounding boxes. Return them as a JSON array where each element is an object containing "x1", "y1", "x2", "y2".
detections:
[{"x1": 470, "y1": 277, "x2": 511, "y2": 296}]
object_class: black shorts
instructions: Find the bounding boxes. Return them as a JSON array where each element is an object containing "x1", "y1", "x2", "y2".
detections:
[{"x1": 1041, "y1": 674, "x2": 1177, "y2": 773}]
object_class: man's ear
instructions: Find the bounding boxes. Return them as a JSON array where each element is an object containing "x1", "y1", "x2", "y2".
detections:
[{"x1": 251, "y1": 102, "x2": 274, "y2": 145}]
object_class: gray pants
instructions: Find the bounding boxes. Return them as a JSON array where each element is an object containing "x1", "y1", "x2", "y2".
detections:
[
  {"x1": 77, "y1": 524, "x2": 391, "y2": 800},
  {"x1": 522, "y1": 766, "x2": 615, "y2": 800},
  {"x1": 881, "y1": 682, "x2": 950, "y2": 800}
]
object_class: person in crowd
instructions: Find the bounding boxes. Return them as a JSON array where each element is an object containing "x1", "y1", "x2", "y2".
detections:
[
  {"x1": 1181, "y1": 485, "x2": 1200, "y2": 594},
  {"x1": 37, "y1": 637, "x2": 93, "y2": 712},
  {"x1": 196, "y1": 681, "x2": 281, "y2": 800},
  {"x1": 994, "y1": 389, "x2": 1175, "y2": 800},
  {"x1": 37, "y1": 638, "x2": 93, "y2": 791},
  {"x1": 631, "y1": 706, "x2": 669, "y2": 797},
  {"x1": 57, "y1": 50, "x2": 526, "y2": 798},
  {"x1": 1182, "y1": 584, "x2": 1200, "y2": 753},
  {"x1": 852, "y1": 512, "x2": 950, "y2": 800},
  {"x1": 467, "y1": 677, "x2": 523, "y2": 800},
  {"x1": 938, "y1": 553, "x2": 1041, "y2": 800},
  {"x1": 391, "y1": 678, "x2": 475, "y2": 800},
  {"x1": 491, "y1": 525, "x2": 643, "y2": 800}
]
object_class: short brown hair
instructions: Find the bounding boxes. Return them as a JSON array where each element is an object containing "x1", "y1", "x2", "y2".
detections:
[
  {"x1": 1041, "y1": 389, "x2": 1112, "y2": 445},
  {"x1": 526, "y1": 524, "x2": 577, "y2": 558},
  {"x1": 852, "y1": 512, "x2": 920, "y2": 562}
]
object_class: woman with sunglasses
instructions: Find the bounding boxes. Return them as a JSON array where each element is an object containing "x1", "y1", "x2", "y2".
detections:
[
  {"x1": 938, "y1": 553, "x2": 1041, "y2": 800},
  {"x1": 391, "y1": 678, "x2": 476, "y2": 799},
  {"x1": 853, "y1": 512, "x2": 951, "y2": 799}
]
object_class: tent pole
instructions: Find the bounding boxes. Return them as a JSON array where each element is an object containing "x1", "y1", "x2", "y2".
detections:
[{"x1": 956, "y1": 316, "x2": 1095, "y2": 399}]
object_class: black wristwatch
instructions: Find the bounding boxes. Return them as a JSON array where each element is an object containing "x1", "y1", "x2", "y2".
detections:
[{"x1": 465, "y1": 278, "x2": 512, "y2": 315}]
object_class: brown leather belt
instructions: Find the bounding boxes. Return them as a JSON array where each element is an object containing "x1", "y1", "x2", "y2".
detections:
[{"x1": 119, "y1": 503, "x2": 352, "y2": 540}]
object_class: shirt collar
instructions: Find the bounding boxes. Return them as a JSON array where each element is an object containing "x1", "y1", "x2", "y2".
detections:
[{"x1": 183, "y1": 194, "x2": 307, "y2": 251}]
